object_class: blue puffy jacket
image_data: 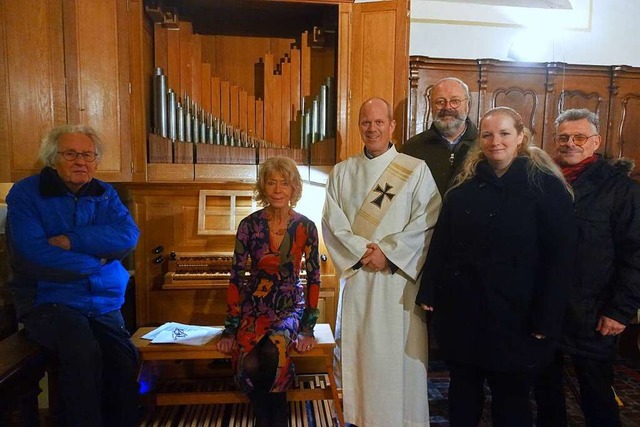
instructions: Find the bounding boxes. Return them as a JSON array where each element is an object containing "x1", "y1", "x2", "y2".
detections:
[{"x1": 7, "y1": 167, "x2": 139, "y2": 318}]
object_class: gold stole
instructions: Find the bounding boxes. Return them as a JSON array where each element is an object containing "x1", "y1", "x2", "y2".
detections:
[{"x1": 351, "y1": 153, "x2": 422, "y2": 240}]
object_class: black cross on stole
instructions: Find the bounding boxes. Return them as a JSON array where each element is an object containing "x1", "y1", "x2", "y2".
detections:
[{"x1": 371, "y1": 183, "x2": 395, "y2": 208}]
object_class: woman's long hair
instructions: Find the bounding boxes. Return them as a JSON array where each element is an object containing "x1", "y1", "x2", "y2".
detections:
[{"x1": 451, "y1": 106, "x2": 573, "y2": 197}]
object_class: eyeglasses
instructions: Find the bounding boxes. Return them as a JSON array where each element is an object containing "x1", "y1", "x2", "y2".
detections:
[
  {"x1": 553, "y1": 134, "x2": 598, "y2": 146},
  {"x1": 433, "y1": 98, "x2": 467, "y2": 109},
  {"x1": 57, "y1": 150, "x2": 98, "y2": 162}
]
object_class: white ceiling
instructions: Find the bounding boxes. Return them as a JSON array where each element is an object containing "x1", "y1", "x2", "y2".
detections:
[{"x1": 438, "y1": 0, "x2": 572, "y2": 9}]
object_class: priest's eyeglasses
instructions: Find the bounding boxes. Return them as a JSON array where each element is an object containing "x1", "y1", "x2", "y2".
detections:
[
  {"x1": 433, "y1": 98, "x2": 467, "y2": 109},
  {"x1": 553, "y1": 134, "x2": 598, "y2": 146},
  {"x1": 57, "y1": 150, "x2": 98, "y2": 162}
]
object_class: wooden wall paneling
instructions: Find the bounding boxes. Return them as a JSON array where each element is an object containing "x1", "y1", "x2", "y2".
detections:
[
  {"x1": 201, "y1": 63, "x2": 212, "y2": 113},
  {"x1": 610, "y1": 66, "x2": 640, "y2": 174},
  {"x1": 290, "y1": 47, "x2": 302, "y2": 117},
  {"x1": 127, "y1": 182, "x2": 250, "y2": 326},
  {"x1": 153, "y1": 24, "x2": 168, "y2": 72},
  {"x1": 256, "y1": 99, "x2": 265, "y2": 140},
  {"x1": 281, "y1": 59, "x2": 292, "y2": 148},
  {"x1": 220, "y1": 80, "x2": 230, "y2": 124},
  {"x1": 262, "y1": 53, "x2": 276, "y2": 144},
  {"x1": 151, "y1": 289, "x2": 228, "y2": 326},
  {"x1": 190, "y1": 34, "x2": 202, "y2": 106},
  {"x1": 239, "y1": 89, "x2": 248, "y2": 134},
  {"x1": 154, "y1": 23, "x2": 181, "y2": 94},
  {"x1": 478, "y1": 59, "x2": 548, "y2": 146},
  {"x1": 179, "y1": 22, "x2": 193, "y2": 101},
  {"x1": 334, "y1": 3, "x2": 351, "y2": 164},
  {"x1": 348, "y1": 1, "x2": 408, "y2": 158},
  {"x1": 63, "y1": 0, "x2": 132, "y2": 181},
  {"x1": 129, "y1": 0, "x2": 151, "y2": 182},
  {"x1": 544, "y1": 63, "x2": 612, "y2": 155},
  {"x1": 209, "y1": 35, "x2": 293, "y2": 98},
  {"x1": 272, "y1": 73, "x2": 283, "y2": 147},
  {"x1": 406, "y1": 57, "x2": 479, "y2": 141},
  {"x1": 230, "y1": 84, "x2": 239, "y2": 128},
  {"x1": 211, "y1": 76, "x2": 221, "y2": 119},
  {"x1": 392, "y1": 0, "x2": 410, "y2": 144},
  {"x1": 0, "y1": 3, "x2": 9, "y2": 183},
  {"x1": 310, "y1": 48, "x2": 336, "y2": 101},
  {"x1": 301, "y1": 32, "x2": 311, "y2": 98},
  {"x1": 1, "y1": 0, "x2": 66, "y2": 182},
  {"x1": 166, "y1": 26, "x2": 181, "y2": 95},
  {"x1": 248, "y1": 95, "x2": 256, "y2": 139}
]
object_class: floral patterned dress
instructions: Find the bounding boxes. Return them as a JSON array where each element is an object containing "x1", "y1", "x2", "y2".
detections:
[{"x1": 223, "y1": 208, "x2": 321, "y2": 392}]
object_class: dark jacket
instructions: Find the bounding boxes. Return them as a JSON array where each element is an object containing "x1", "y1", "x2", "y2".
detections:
[
  {"x1": 6, "y1": 167, "x2": 139, "y2": 318},
  {"x1": 402, "y1": 118, "x2": 478, "y2": 196},
  {"x1": 417, "y1": 157, "x2": 577, "y2": 372},
  {"x1": 560, "y1": 156, "x2": 640, "y2": 360}
]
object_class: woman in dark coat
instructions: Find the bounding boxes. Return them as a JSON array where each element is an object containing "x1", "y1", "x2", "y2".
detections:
[{"x1": 416, "y1": 107, "x2": 577, "y2": 426}]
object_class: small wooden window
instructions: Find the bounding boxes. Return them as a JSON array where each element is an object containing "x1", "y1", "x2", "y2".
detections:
[{"x1": 197, "y1": 190, "x2": 257, "y2": 235}]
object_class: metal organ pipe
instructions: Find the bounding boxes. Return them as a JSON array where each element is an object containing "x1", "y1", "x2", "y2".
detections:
[
  {"x1": 153, "y1": 67, "x2": 168, "y2": 138},
  {"x1": 319, "y1": 84, "x2": 327, "y2": 141},
  {"x1": 176, "y1": 102, "x2": 184, "y2": 141},
  {"x1": 167, "y1": 89, "x2": 176, "y2": 141}
]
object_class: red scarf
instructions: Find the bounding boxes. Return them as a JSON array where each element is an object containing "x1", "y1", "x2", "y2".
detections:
[{"x1": 559, "y1": 155, "x2": 598, "y2": 183}]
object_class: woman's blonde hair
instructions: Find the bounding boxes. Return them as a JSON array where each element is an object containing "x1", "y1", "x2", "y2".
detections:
[
  {"x1": 254, "y1": 156, "x2": 303, "y2": 207},
  {"x1": 452, "y1": 106, "x2": 572, "y2": 196}
]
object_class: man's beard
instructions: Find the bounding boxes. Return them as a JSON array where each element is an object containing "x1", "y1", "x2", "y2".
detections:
[{"x1": 433, "y1": 110, "x2": 467, "y2": 137}]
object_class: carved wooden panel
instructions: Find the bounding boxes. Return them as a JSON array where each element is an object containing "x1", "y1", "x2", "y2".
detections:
[
  {"x1": 544, "y1": 63, "x2": 611, "y2": 155},
  {"x1": 610, "y1": 66, "x2": 640, "y2": 176},
  {"x1": 407, "y1": 57, "x2": 640, "y2": 171},
  {"x1": 478, "y1": 60, "x2": 547, "y2": 146},
  {"x1": 407, "y1": 57, "x2": 479, "y2": 140}
]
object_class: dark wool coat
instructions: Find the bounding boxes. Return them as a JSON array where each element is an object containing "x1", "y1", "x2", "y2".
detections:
[
  {"x1": 402, "y1": 118, "x2": 478, "y2": 196},
  {"x1": 417, "y1": 157, "x2": 577, "y2": 372},
  {"x1": 560, "y1": 156, "x2": 640, "y2": 361}
]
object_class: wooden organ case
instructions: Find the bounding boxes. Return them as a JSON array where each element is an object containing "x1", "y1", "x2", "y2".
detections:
[{"x1": 124, "y1": 0, "x2": 409, "y2": 331}]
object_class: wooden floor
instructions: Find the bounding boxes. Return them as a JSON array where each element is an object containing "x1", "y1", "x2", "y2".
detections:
[{"x1": 139, "y1": 374, "x2": 338, "y2": 427}]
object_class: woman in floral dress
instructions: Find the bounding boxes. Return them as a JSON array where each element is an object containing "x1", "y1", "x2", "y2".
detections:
[{"x1": 217, "y1": 156, "x2": 321, "y2": 427}]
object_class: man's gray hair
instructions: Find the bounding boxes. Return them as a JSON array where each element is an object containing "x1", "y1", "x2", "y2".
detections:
[
  {"x1": 433, "y1": 77, "x2": 471, "y2": 99},
  {"x1": 555, "y1": 108, "x2": 599, "y2": 133},
  {"x1": 39, "y1": 124, "x2": 103, "y2": 167}
]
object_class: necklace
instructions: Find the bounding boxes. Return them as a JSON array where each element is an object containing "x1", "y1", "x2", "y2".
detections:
[{"x1": 266, "y1": 208, "x2": 292, "y2": 236}]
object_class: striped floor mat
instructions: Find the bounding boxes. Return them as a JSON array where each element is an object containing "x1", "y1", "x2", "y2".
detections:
[{"x1": 139, "y1": 374, "x2": 338, "y2": 427}]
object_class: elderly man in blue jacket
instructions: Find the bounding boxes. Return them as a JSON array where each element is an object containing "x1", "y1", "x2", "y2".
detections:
[{"x1": 6, "y1": 125, "x2": 140, "y2": 427}]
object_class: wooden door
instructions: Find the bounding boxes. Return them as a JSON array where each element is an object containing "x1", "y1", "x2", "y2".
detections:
[
  {"x1": 341, "y1": 0, "x2": 409, "y2": 160},
  {"x1": 63, "y1": 0, "x2": 132, "y2": 182},
  {"x1": 0, "y1": 0, "x2": 67, "y2": 182}
]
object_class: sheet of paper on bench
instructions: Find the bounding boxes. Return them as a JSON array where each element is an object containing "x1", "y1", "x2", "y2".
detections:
[{"x1": 141, "y1": 322, "x2": 223, "y2": 346}]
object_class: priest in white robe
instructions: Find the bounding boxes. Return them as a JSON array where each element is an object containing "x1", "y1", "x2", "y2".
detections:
[{"x1": 322, "y1": 97, "x2": 441, "y2": 427}]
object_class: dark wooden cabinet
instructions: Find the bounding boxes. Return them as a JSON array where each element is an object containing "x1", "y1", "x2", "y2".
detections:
[{"x1": 408, "y1": 56, "x2": 640, "y2": 174}]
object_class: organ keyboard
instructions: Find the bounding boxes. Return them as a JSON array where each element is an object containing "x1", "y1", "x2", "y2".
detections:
[{"x1": 163, "y1": 251, "x2": 244, "y2": 290}]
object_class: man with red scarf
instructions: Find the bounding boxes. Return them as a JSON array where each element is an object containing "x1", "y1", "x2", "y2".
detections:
[{"x1": 535, "y1": 108, "x2": 640, "y2": 427}]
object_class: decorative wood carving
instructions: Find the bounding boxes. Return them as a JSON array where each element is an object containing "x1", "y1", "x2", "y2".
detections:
[{"x1": 407, "y1": 57, "x2": 640, "y2": 175}]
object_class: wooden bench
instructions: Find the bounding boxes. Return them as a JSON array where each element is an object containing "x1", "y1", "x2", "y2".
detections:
[
  {"x1": 0, "y1": 330, "x2": 46, "y2": 425},
  {"x1": 132, "y1": 323, "x2": 344, "y2": 426}
]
